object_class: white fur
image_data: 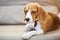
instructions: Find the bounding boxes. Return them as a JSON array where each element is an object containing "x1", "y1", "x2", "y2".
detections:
[
  {"x1": 22, "y1": 21, "x2": 44, "y2": 39},
  {"x1": 25, "y1": 10, "x2": 33, "y2": 23},
  {"x1": 25, "y1": 23, "x2": 34, "y2": 31}
]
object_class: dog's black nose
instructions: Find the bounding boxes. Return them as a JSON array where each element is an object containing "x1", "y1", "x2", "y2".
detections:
[{"x1": 25, "y1": 18, "x2": 30, "y2": 22}]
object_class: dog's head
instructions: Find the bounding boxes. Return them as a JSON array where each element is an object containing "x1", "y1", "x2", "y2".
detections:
[{"x1": 24, "y1": 3, "x2": 47, "y2": 23}]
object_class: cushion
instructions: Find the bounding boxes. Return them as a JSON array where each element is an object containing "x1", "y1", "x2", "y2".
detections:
[{"x1": 0, "y1": 5, "x2": 25, "y2": 24}]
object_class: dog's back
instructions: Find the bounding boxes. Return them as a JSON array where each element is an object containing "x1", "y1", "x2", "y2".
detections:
[{"x1": 47, "y1": 12, "x2": 59, "y2": 31}]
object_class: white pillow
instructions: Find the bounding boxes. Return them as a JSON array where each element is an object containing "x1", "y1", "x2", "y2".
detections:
[{"x1": 0, "y1": 5, "x2": 25, "y2": 24}]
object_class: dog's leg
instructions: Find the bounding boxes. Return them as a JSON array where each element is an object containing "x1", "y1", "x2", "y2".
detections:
[
  {"x1": 22, "y1": 21, "x2": 44, "y2": 39},
  {"x1": 22, "y1": 30, "x2": 44, "y2": 39}
]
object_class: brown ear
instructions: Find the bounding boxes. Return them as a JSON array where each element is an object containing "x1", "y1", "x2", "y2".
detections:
[
  {"x1": 37, "y1": 5, "x2": 47, "y2": 21},
  {"x1": 24, "y1": 6, "x2": 27, "y2": 20},
  {"x1": 24, "y1": 6, "x2": 26, "y2": 14}
]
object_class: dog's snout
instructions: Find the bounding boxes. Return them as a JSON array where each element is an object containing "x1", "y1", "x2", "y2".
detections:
[{"x1": 25, "y1": 18, "x2": 30, "y2": 22}]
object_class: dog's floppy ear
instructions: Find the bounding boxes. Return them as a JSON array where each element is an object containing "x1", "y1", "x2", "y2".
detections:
[
  {"x1": 24, "y1": 6, "x2": 26, "y2": 14},
  {"x1": 24, "y1": 6, "x2": 27, "y2": 17},
  {"x1": 37, "y1": 4, "x2": 47, "y2": 21}
]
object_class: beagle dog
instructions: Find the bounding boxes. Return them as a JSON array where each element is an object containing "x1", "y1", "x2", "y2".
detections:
[{"x1": 22, "y1": 3, "x2": 59, "y2": 39}]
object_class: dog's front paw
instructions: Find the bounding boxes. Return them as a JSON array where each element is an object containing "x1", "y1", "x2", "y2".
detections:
[
  {"x1": 22, "y1": 33, "x2": 29, "y2": 40},
  {"x1": 21, "y1": 31, "x2": 35, "y2": 40}
]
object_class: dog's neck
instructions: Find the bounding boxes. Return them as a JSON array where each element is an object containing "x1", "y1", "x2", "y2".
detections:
[
  {"x1": 34, "y1": 21, "x2": 42, "y2": 31},
  {"x1": 26, "y1": 20, "x2": 42, "y2": 31}
]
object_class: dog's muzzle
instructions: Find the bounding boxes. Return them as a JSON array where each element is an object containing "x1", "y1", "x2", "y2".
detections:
[{"x1": 25, "y1": 18, "x2": 30, "y2": 22}]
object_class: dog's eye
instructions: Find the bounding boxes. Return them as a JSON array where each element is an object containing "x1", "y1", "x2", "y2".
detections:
[{"x1": 31, "y1": 11, "x2": 37, "y2": 13}]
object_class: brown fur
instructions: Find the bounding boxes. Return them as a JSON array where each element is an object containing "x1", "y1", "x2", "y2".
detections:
[{"x1": 24, "y1": 3, "x2": 59, "y2": 33}]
